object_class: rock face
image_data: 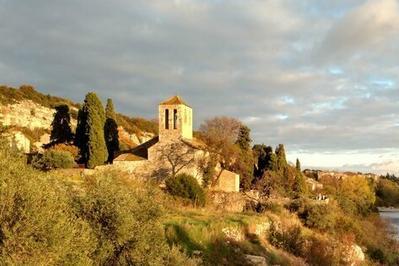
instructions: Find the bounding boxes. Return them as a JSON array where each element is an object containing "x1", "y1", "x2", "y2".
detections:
[
  {"x1": 0, "y1": 100, "x2": 77, "y2": 130},
  {"x1": 1, "y1": 100, "x2": 153, "y2": 152},
  {"x1": 5, "y1": 131, "x2": 31, "y2": 153},
  {"x1": 245, "y1": 255, "x2": 268, "y2": 266},
  {"x1": 342, "y1": 244, "x2": 365, "y2": 266}
]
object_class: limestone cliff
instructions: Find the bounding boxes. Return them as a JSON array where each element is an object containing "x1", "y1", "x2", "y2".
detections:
[{"x1": 0, "y1": 86, "x2": 156, "y2": 152}]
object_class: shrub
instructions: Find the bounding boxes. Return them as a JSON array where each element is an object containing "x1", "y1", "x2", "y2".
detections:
[
  {"x1": 299, "y1": 202, "x2": 338, "y2": 231},
  {"x1": 32, "y1": 149, "x2": 75, "y2": 170},
  {"x1": 73, "y1": 174, "x2": 173, "y2": 265},
  {"x1": 304, "y1": 235, "x2": 340, "y2": 266},
  {"x1": 165, "y1": 174, "x2": 206, "y2": 206},
  {"x1": 376, "y1": 178, "x2": 399, "y2": 207},
  {"x1": 268, "y1": 223, "x2": 304, "y2": 256},
  {"x1": 51, "y1": 143, "x2": 79, "y2": 159},
  {"x1": 0, "y1": 140, "x2": 95, "y2": 265}
]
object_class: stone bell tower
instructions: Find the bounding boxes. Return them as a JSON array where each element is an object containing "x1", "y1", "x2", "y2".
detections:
[{"x1": 159, "y1": 96, "x2": 193, "y2": 142}]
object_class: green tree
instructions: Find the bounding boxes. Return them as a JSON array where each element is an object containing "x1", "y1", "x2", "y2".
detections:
[
  {"x1": 275, "y1": 144, "x2": 287, "y2": 172},
  {"x1": 337, "y1": 175, "x2": 376, "y2": 215},
  {"x1": 235, "y1": 125, "x2": 251, "y2": 150},
  {"x1": 75, "y1": 106, "x2": 89, "y2": 163},
  {"x1": 233, "y1": 149, "x2": 255, "y2": 190},
  {"x1": 75, "y1": 92, "x2": 107, "y2": 168},
  {"x1": 50, "y1": 104, "x2": 73, "y2": 144},
  {"x1": 253, "y1": 144, "x2": 274, "y2": 178},
  {"x1": 104, "y1": 99, "x2": 119, "y2": 163},
  {"x1": 296, "y1": 158, "x2": 301, "y2": 172}
]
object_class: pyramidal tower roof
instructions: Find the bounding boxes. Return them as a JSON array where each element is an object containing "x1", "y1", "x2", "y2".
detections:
[{"x1": 159, "y1": 95, "x2": 190, "y2": 107}]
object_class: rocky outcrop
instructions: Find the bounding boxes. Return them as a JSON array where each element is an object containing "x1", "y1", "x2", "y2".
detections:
[
  {"x1": 245, "y1": 255, "x2": 268, "y2": 266},
  {"x1": 342, "y1": 244, "x2": 365, "y2": 266},
  {"x1": 4, "y1": 130, "x2": 31, "y2": 153},
  {"x1": 0, "y1": 100, "x2": 77, "y2": 130},
  {"x1": 1, "y1": 100, "x2": 154, "y2": 152}
]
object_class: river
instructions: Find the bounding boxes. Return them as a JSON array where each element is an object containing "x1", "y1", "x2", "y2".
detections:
[{"x1": 379, "y1": 208, "x2": 399, "y2": 239}]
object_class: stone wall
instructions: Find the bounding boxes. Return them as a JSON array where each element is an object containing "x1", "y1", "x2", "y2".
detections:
[
  {"x1": 212, "y1": 170, "x2": 240, "y2": 192},
  {"x1": 147, "y1": 140, "x2": 206, "y2": 182}
]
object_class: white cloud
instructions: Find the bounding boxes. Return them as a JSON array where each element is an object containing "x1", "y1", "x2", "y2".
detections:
[{"x1": 0, "y1": 0, "x2": 398, "y2": 171}]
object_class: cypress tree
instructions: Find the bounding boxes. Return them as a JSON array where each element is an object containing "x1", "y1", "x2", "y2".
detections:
[
  {"x1": 50, "y1": 104, "x2": 73, "y2": 144},
  {"x1": 104, "y1": 99, "x2": 119, "y2": 164},
  {"x1": 75, "y1": 106, "x2": 89, "y2": 163},
  {"x1": 75, "y1": 92, "x2": 107, "y2": 168},
  {"x1": 275, "y1": 144, "x2": 287, "y2": 172},
  {"x1": 235, "y1": 125, "x2": 252, "y2": 150},
  {"x1": 296, "y1": 158, "x2": 301, "y2": 172}
]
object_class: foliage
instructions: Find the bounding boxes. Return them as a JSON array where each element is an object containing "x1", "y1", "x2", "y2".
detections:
[
  {"x1": 268, "y1": 223, "x2": 304, "y2": 257},
  {"x1": 235, "y1": 125, "x2": 251, "y2": 150},
  {"x1": 275, "y1": 144, "x2": 287, "y2": 172},
  {"x1": 198, "y1": 116, "x2": 241, "y2": 171},
  {"x1": 232, "y1": 149, "x2": 254, "y2": 191},
  {"x1": 50, "y1": 104, "x2": 73, "y2": 144},
  {"x1": 0, "y1": 141, "x2": 95, "y2": 265},
  {"x1": 337, "y1": 176, "x2": 376, "y2": 216},
  {"x1": 199, "y1": 117, "x2": 255, "y2": 190},
  {"x1": 293, "y1": 171, "x2": 308, "y2": 197},
  {"x1": 165, "y1": 174, "x2": 206, "y2": 206},
  {"x1": 104, "y1": 99, "x2": 119, "y2": 163},
  {"x1": 376, "y1": 178, "x2": 399, "y2": 207},
  {"x1": 75, "y1": 92, "x2": 108, "y2": 168},
  {"x1": 0, "y1": 85, "x2": 79, "y2": 109},
  {"x1": 32, "y1": 149, "x2": 75, "y2": 170},
  {"x1": 50, "y1": 143, "x2": 79, "y2": 159},
  {"x1": 73, "y1": 174, "x2": 175, "y2": 265},
  {"x1": 253, "y1": 144, "x2": 274, "y2": 178},
  {"x1": 299, "y1": 202, "x2": 338, "y2": 231},
  {"x1": 296, "y1": 158, "x2": 301, "y2": 172}
]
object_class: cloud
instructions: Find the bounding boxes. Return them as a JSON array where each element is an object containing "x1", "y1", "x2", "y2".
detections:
[
  {"x1": 315, "y1": 0, "x2": 399, "y2": 63},
  {"x1": 0, "y1": 0, "x2": 398, "y2": 173}
]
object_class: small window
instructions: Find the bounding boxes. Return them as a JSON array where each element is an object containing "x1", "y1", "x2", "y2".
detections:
[
  {"x1": 165, "y1": 109, "x2": 169, "y2": 129},
  {"x1": 173, "y1": 109, "x2": 177, "y2": 129}
]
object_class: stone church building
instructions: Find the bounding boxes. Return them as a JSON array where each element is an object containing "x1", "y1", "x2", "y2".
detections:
[{"x1": 113, "y1": 96, "x2": 240, "y2": 192}]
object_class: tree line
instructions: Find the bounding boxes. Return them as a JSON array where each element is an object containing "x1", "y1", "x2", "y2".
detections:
[
  {"x1": 197, "y1": 116, "x2": 307, "y2": 196},
  {"x1": 48, "y1": 92, "x2": 119, "y2": 168}
]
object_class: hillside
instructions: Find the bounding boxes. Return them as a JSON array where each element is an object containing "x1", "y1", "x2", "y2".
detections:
[{"x1": 0, "y1": 85, "x2": 158, "y2": 152}]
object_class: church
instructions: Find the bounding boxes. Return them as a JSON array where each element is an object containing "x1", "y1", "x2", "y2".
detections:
[{"x1": 113, "y1": 95, "x2": 240, "y2": 192}]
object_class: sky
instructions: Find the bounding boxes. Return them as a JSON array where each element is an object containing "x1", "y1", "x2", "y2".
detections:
[{"x1": 0, "y1": 0, "x2": 398, "y2": 174}]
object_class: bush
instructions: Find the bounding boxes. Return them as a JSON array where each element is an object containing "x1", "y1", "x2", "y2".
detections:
[
  {"x1": 51, "y1": 143, "x2": 79, "y2": 159},
  {"x1": 0, "y1": 141, "x2": 95, "y2": 265},
  {"x1": 376, "y1": 178, "x2": 399, "y2": 207},
  {"x1": 304, "y1": 235, "x2": 340, "y2": 266},
  {"x1": 299, "y1": 202, "x2": 338, "y2": 231},
  {"x1": 165, "y1": 174, "x2": 206, "y2": 206},
  {"x1": 32, "y1": 149, "x2": 75, "y2": 170},
  {"x1": 268, "y1": 223, "x2": 304, "y2": 256}
]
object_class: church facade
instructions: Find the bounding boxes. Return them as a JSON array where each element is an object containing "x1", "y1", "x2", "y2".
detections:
[{"x1": 113, "y1": 96, "x2": 240, "y2": 192}]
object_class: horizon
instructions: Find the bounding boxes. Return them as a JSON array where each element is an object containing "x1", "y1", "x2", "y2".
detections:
[{"x1": 0, "y1": 0, "x2": 398, "y2": 175}]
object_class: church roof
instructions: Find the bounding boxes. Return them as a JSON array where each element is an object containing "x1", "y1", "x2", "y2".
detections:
[
  {"x1": 114, "y1": 136, "x2": 159, "y2": 161},
  {"x1": 159, "y1": 96, "x2": 190, "y2": 107}
]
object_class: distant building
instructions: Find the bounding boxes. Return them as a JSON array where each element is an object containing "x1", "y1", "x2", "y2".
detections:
[{"x1": 113, "y1": 96, "x2": 240, "y2": 192}]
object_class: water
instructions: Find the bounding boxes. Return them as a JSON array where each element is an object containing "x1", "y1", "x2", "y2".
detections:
[{"x1": 379, "y1": 208, "x2": 399, "y2": 239}]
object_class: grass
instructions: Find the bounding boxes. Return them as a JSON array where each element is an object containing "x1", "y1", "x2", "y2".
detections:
[{"x1": 162, "y1": 203, "x2": 301, "y2": 265}]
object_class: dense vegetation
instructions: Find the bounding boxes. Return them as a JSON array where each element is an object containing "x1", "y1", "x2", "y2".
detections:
[
  {"x1": 0, "y1": 141, "x2": 196, "y2": 265},
  {"x1": 2, "y1": 87, "x2": 399, "y2": 265}
]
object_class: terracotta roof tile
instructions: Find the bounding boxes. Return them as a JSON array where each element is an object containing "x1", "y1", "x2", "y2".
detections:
[{"x1": 159, "y1": 96, "x2": 190, "y2": 107}]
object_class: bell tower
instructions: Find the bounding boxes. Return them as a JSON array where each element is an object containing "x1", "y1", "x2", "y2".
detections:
[{"x1": 158, "y1": 96, "x2": 193, "y2": 142}]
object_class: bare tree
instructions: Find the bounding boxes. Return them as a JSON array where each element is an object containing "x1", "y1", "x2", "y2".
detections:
[
  {"x1": 158, "y1": 141, "x2": 196, "y2": 178},
  {"x1": 198, "y1": 116, "x2": 242, "y2": 185}
]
